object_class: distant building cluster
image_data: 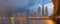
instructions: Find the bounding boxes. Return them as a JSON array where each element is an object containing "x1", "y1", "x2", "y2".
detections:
[
  {"x1": 0, "y1": 0, "x2": 54, "y2": 24},
  {"x1": 10, "y1": 4, "x2": 49, "y2": 17}
]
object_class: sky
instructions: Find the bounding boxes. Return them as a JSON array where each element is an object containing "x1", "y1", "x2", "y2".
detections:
[{"x1": 0, "y1": 0, "x2": 52, "y2": 8}]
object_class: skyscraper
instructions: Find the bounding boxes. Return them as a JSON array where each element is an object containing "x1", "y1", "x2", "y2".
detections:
[
  {"x1": 42, "y1": 4, "x2": 44, "y2": 16},
  {"x1": 32, "y1": 10, "x2": 36, "y2": 16},
  {"x1": 45, "y1": 6, "x2": 48, "y2": 16},
  {"x1": 38, "y1": 6, "x2": 41, "y2": 16},
  {"x1": 26, "y1": 8, "x2": 30, "y2": 16}
]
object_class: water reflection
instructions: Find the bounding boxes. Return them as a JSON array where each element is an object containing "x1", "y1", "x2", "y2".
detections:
[{"x1": 1, "y1": 16, "x2": 55, "y2": 24}]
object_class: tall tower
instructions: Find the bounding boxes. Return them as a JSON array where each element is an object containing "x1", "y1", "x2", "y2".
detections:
[
  {"x1": 42, "y1": 4, "x2": 44, "y2": 16},
  {"x1": 26, "y1": 8, "x2": 30, "y2": 16},
  {"x1": 45, "y1": 6, "x2": 48, "y2": 16},
  {"x1": 32, "y1": 10, "x2": 36, "y2": 16},
  {"x1": 38, "y1": 6, "x2": 41, "y2": 16}
]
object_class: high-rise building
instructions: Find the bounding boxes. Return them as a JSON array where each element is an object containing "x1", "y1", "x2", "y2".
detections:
[
  {"x1": 32, "y1": 10, "x2": 36, "y2": 16},
  {"x1": 38, "y1": 6, "x2": 41, "y2": 16},
  {"x1": 42, "y1": 4, "x2": 44, "y2": 16},
  {"x1": 45, "y1": 6, "x2": 48, "y2": 16},
  {"x1": 26, "y1": 8, "x2": 30, "y2": 16}
]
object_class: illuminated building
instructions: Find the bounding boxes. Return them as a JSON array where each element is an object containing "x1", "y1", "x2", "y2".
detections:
[
  {"x1": 42, "y1": 4, "x2": 44, "y2": 16},
  {"x1": 38, "y1": 5, "x2": 41, "y2": 16},
  {"x1": 45, "y1": 6, "x2": 48, "y2": 16}
]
